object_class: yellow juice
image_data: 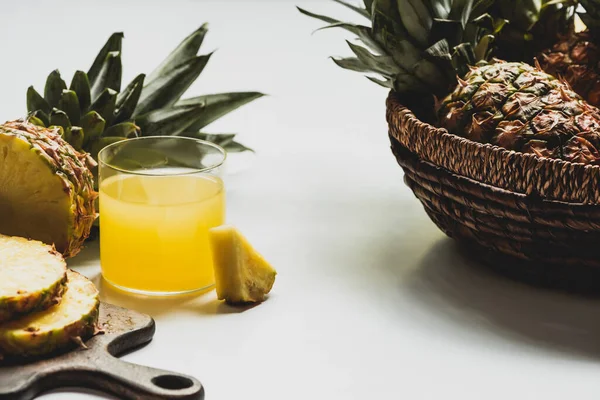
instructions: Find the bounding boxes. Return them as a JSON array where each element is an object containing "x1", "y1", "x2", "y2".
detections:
[{"x1": 99, "y1": 172, "x2": 225, "y2": 294}]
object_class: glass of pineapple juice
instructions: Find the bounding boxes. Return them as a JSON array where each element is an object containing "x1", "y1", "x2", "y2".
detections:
[{"x1": 98, "y1": 136, "x2": 226, "y2": 295}]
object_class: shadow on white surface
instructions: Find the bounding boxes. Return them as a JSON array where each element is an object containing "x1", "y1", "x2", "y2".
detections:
[
  {"x1": 94, "y1": 277, "x2": 206, "y2": 318},
  {"x1": 94, "y1": 276, "x2": 261, "y2": 318},
  {"x1": 405, "y1": 239, "x2": 600, "y2": 360}
]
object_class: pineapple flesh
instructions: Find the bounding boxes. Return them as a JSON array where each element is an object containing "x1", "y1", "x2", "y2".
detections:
[
  {"x1": 0, "y1": 120, "x2": 97, "y2": 257},
  {"x1": 0, "y1": 235, "x2": 67, "y2": 323},
  {"x1": 0, "y1": 269, "x2": 99, "y2": 359},
  {"x1": 209, "y1": 226, "x2": 276, "y2": 304},
  {"x1": 438, "y1": 61, "x2": 600, "y2": 165}
]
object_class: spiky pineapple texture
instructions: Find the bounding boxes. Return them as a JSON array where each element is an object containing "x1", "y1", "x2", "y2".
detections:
[
  {"x1": 486, "y1": 0, "x2": 576, "y2": 63},
  {"x1": 438, "y1": 60, "x2": 600, "y2": 164},
  {"x1": 27, "y1": 24, "x2": 264, "y2": 162},
  {"x1": 0, "y1": 120, "x2": 97, "y2": 257},
  {"x1": 539, "y1": 0, "x2": 600, "y2": 106}
]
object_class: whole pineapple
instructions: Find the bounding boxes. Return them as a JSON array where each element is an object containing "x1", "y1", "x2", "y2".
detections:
[
  {"x1": 27, "y1": 25, "x2": 263, "y2": 162},
  {"x1": 300, "y1": 0, "x2": 600, "y2": 165},
  {"x1": 438, "y1": 60, "x2": 600, "y2": 164},
  {"x1": 487, "y1": 0, "x2": 600, "y2": 107}
]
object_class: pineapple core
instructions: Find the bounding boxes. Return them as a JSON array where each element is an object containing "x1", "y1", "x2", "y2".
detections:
[{"x1": 209, "y1": 226, "x2": 276, "y2": 304}]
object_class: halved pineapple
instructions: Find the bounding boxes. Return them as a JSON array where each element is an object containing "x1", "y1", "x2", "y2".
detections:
[
  {"x1": 209, "y1": 225, "x2": 276, "y2": 304},
  {"x1": 0, "y1": 120, "x2": 97, "y2": 257},
  {"x1": 0, "y1": 235, "x2": 67, "y2": 323},
  {"x1": 0, "y1": 270, "x2": 100, "y2": 359}
]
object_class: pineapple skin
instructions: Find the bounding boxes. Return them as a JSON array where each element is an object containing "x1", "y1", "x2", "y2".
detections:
[
  {"x1": 0, "y1": 270, "x2": 100, "y2": 359},
  {"x1": 0, "y1": 281, "x2": 66, "y2": 323},
  {"x1": 0, "y1": 121, "x2": 97, "y2": 257},
  {"x1": 541, "y1": 30, "x2": 600, "y2": 107},
  {"x1": 437, "y1": 61, "x2": 600, "y2": 165},
  {"x1": 0, "y1": 235, "x2": 68, "y2": 323}
]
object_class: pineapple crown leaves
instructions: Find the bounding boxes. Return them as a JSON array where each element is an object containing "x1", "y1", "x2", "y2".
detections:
[
  {"x1": 579, "y1": 0, "x2": 600, "y2": 36},
  {"x1": 486, "y1": 0, "x2": 577, "y2": 61},
  {"x1": 298, "y1": 0, "x2": 496, "y2": 98},
  {"x1": 27, "y1": 24, "x2": 264, "y2": 158}
]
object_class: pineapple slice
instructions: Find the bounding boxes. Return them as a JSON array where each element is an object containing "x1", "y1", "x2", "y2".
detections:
[
  {"x1": 0, "y1": 120, "x2": 97, "y2": 258},
  {"x1": 209, "y1": 226, "x2": 276, "y2": 304},
  {"x1": 0, "y1": 270, "x2": 100, "y2": 359},
  {"x1": 0, "y1": 235, "x2": 67, "y2": 323}
]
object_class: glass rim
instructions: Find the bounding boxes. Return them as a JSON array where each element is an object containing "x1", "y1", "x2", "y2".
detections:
[{"x1": 97, "y1": 136, "x2": 227, "y2": 176}]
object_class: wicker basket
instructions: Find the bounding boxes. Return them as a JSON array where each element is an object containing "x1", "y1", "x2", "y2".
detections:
[{"x1": 386, "y1": 91, "x2": 600, "y2": 293}]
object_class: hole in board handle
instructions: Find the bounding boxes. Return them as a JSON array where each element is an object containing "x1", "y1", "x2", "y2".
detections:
[{"x1": 152, "y1": 374, "x2": 194, "y2": 390}]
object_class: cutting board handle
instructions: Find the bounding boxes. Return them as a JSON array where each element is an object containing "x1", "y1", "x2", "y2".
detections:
[{"x1": 59, "y1": 354, "x2": 205, "y2": 400}]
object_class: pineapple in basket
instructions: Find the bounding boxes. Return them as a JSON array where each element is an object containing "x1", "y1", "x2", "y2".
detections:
[{"x1": 299, "y1": 0, "x2": 600, "y2": 165}]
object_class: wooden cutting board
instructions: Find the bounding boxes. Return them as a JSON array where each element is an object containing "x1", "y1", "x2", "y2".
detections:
[{"x1": 0, "y1": 302, "x2": 204, "y2": 400}]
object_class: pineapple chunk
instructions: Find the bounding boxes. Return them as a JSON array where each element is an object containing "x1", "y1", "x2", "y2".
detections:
[{"x1": 209, "y1": 226, "x2": 276, "y2": 304}]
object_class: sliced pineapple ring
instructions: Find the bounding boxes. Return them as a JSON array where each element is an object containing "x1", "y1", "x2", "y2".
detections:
[
  {"x1": 0, "y1": 269, "x2": 100, "y2": 358},
  {"x1": 209, "y1": 225, "x2": 277, "y2": 304},
  {"x1": 0, "y1": 235, "x2": 67, "y2": 323}
]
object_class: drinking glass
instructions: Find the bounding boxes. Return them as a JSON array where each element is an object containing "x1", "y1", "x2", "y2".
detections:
[{"x1": 98, "y1": 136, "x2": 226, "y2": 295}]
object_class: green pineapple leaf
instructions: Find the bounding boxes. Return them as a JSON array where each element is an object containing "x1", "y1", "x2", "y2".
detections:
[
  {"x1": 27, "y1": 86, "x2": 50, "y2": 114},
  {"x1": 147, "y1": 23, "x2": 209, "y2": 82},
  {"x1": 90, "y1": 136, "x2": 125, "y2": 160},
  {"x1": 366, "y1": 75, "x2": 394, "y2": 88},
  {"x1": 49, "y1": 108, "x2": 71, "y2": 130},
  {"x1": 316, "y1": 23, "x2": 385, "y2": 54},
  {"x1": 198, "y1": 132, "x2": 236, "y2": 145},
  {"x1": 69, "y1": 126, "x2": 84, "y2": 150},
  {"x1": 30, "y1": 110, "x2": 50, "y2": 126},
  {"x1": 90, "y1": 88, "x2": 117, "y2": 126},
  {"x1": 332, "y1": 0, "x2": 370, "y2": 19},
  {"x1": 134, "y1": 54, "x2": 213, "y2": 117},
  {"x1": 176, "y1": 92, "x2": 265, "y2": 131},
  {"x1": 183, "y1": 131, "x2": 254, "y2": 153},
  {"x1": 88, "y1": 32, "x2": 123, "y2": 86},
  {"x1": 90, "y1": 51, "x2": 122, "y2": 103},
  {"x1": 222, "y1": 140, "x2": 254, "y2": 153},
  {"x1": 331, "y1": 57, "x2": 372, "y2": 73},
  {"x1": 346, "y1": 41, "x2": 401, "y2": 75},
  {"x1": 70, "y1": 71, "x2": 92, "y2": 112},
  {"x1": 80, "y1": 111, "x2": 106, "y2": 146},
  {"x1": 396, "y1": 0, "x2": 433, "y2": 47},
  {"x1": 297, "y1": 7, "x2": 338, "y2": 25},
  {"x1": 114, "y1": 74, "x2": 145, "y2": 124},
  {"x1": 58, "y1": 90, "x2": 81, "y2": 125},
  {"x1": 102, "y1": 122, "x2": 140, "y2": 138},
  {"x1": 26, "y1": 25, "x2": 262, "y2": 159},
  {"x1": 44, "y1": 70, "x2": 67, "y2": 109},
  {"x1": 27, "y1": 115, "x2": 46, "y2": 127},
  {"x1": 136, "y1": 105, "x2": 206, "y2": 137}
]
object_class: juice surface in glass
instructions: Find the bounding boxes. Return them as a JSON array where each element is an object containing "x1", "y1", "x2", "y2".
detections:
[{"x1": 100, "y1": 171, "x2": 225, "y2": 294}]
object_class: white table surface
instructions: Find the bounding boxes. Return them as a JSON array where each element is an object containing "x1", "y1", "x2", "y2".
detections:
[{"x1": 3, "y1": 1, "x2": 600, "y2": 399}]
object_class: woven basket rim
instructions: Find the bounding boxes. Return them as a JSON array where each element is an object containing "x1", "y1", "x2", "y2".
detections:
[{"x1": 386, "y1": 91, "x2": 600, "y2": 205}]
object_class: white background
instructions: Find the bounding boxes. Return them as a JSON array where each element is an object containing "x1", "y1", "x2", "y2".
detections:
[{"x1": 2, "y1": 1, "x2": 600, "y2": 399}]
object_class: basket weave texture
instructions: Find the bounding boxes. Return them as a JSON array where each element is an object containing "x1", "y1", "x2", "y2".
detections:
[{"x1": 386, "y1": 90, "x2": 600, "y2": 280}]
